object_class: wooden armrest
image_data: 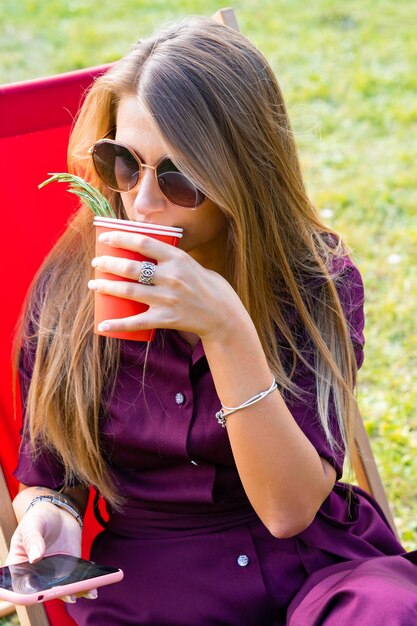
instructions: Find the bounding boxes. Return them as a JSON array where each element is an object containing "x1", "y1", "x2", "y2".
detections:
[
  {"x1": 212, "y1": 7, "x2": 240, "y2": 31},
  {"x1": 352, "y1": 413, "x2": 398, "y2": 538}
]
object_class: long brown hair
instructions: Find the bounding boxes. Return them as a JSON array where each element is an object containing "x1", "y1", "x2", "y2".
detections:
[{"x1": 16, "y1": 17, "x2": 359, "y2": 506}]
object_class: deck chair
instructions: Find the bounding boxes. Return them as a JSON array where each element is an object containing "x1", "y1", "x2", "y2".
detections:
[{"x1": 0, "y1": 6, "x2": 396, "y2": 626}]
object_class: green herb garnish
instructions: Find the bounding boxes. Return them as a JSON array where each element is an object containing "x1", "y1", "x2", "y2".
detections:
[{"x1": 39, "y1": 173, "x2": 116, "y2": 218}]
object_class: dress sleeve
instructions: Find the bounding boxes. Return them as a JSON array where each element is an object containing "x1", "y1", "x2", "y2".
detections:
[
  {"x1": 283, "y1": 257, "x2": 365, "y2": 479},
  {"x1": 13, "y1": 320, "x2": 69, "y2": 490}
]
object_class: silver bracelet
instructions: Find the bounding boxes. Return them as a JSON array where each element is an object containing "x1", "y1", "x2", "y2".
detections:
[
  {"x1": 25, "y1": 494, "x2": 83, "y2": 529},
  {"x1": 215, "y1": 377, "x2": 278, "y2": 428}
]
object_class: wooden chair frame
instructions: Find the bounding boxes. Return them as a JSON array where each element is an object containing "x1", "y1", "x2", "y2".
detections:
[{"x1": 0, "y1": 6, "x2": 397, "y2": 626}]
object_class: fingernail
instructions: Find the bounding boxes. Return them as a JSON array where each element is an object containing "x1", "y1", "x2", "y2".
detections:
[
  {"x1": 88, "y1": 280, "x2": 97, "y2": 290},
  {"x1": 91, "y1": 258, "x2": 99, "y2": 267},
  {"x1": 28, "y1": 546, "x2": 42, "y2": 563},
  {"x1": 97, "y1": 322, "x2": 111, "y2": 332},
  {"x1": 62, "y1": 595, "x2": 77, "y2": 604},
  {"x1": 98, "y1": 233, "x2": 110, "y2": 242}
]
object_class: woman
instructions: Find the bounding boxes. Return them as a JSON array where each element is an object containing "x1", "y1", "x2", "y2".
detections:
[{"x1": 7, "y1": 16, "x2": 417, "y2": 625}]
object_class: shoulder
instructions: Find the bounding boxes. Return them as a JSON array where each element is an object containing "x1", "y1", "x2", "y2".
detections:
[
  {"x1": 327, "y1": 252, "x2": 365, "y2": 369},
  {"x1": 330, "y1": 254, "x2": 365, "y2": 314},
  {"x1": 301, "y1": 235, "x2": 366, "y2": 367},
  {"x1": 313, "y1": 232, "x2": 365, "y2": 315}
]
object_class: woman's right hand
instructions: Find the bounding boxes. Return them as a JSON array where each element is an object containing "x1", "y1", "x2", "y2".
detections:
[
  {"x1": 6, "y1": 500, "x2": 82, "y2": 566},
  {"x1": 5, "y1": 493, "x2": 95, "y2": 603}
]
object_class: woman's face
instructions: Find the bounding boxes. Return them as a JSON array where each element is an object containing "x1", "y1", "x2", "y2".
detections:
[{"x1": 115, "y1": 96, "x2": 229, "y2": 271}]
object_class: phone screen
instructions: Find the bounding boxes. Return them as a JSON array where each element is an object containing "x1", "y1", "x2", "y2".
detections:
[{"x1": 0, "y1": 554, "x2": 120, "y2": 594}]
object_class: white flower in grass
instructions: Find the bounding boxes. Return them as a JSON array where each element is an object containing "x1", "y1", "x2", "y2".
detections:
[
  {"x1": 321, "y1": 208, "x2": 334, "y2": 219},
  {"x1": 387, "y1": 254, "x2": 402, "y2": 265}
]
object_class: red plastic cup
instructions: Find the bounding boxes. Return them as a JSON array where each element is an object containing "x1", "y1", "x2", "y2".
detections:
[{"x1": 93, "y1": 217, "x2": 183, "y2": 341}]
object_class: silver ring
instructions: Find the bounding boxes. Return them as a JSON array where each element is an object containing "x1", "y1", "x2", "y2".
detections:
[{"x1": 138, "y1": 261, "x2": 156, "y2": 285}]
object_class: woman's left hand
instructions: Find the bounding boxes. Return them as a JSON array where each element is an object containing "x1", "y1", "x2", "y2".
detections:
[{"x1": 88, "y1": 231, "x2": 247, "y2": 341}]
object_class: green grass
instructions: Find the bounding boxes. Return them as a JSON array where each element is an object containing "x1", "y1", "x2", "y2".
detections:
[
  {"x1": 1, "y1": 0, "x2": 416, "y2": 573},
  {"x1": 0, "y1": 615, "x2": 18, "y2": 626}
]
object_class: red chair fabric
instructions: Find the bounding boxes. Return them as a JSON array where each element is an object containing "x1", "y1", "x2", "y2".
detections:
[{"x1": 0, "y1": 64, "x2": 110, "y2": 625}]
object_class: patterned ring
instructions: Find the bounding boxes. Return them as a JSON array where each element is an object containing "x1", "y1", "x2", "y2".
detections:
[{"x1": 138, "y1": 261, "x2": 156, "y2": 285}]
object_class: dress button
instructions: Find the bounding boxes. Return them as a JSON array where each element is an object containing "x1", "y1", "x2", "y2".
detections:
[
  {"x1": 237, "y1": 554, "x2": 250, "y2": 567},
  {"x1": 175, "y1": 392, "x2": 185, "y2": 405}
]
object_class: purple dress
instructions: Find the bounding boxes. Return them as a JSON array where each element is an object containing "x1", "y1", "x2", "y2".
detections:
[{"x1": 15, "y1": 258, "x2": 417, "y2": 625}]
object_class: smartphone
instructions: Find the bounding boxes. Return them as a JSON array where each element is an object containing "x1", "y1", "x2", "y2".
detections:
[{"x1": 0, "y1": 553, "x2": 123, "y2": 605}]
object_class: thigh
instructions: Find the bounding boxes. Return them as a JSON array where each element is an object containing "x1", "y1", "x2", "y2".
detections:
[
  {"x1": 287, "y1": 554, "x2": 417, "y2": 626},
  {"x1": 68, "y1": 528, "x2": 278, "y2": 626}
]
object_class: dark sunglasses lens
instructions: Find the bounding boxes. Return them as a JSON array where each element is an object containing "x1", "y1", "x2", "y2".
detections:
[
  {"x1": 157, "y1": 159, "x2": 205, "y2": 208},
  {"x1": 92, "y1": 142, "x2": 139, "y2": 192}
]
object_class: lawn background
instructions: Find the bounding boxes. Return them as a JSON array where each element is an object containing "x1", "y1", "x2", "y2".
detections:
[{"x1": 0, "y1": 1, "x2": 416, "y2": 620}]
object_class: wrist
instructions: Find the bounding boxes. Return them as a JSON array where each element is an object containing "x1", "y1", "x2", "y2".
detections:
[
  {"x1": 25, "y1": 494, "x2": 83, "y2": 528},
  {"x1": 215, "y1": 376, "x2": 278, "y2": 427},
  {"x1": 14, "y1": 486, "x2": 58, "y2": 520},
  {"x1": 202, "y1": 321, "x2": 275, "y2": 408},
  {"x1": 202, "y1": 304, "x2": 255, "y2": 349}
]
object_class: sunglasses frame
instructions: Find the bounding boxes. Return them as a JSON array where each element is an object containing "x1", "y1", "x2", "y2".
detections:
[{"x1": 88, "y1": 137, "x2": 206, "y2": 209}]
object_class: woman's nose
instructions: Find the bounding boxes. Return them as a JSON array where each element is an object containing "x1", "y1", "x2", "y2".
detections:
[{"x1": 131, "y1": 168, "x2": 166, "y2": 217}]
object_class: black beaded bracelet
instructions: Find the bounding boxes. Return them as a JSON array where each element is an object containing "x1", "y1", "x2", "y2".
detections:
[{"x1": 25, "y1": 494, "x2": 84, "y2": 528}]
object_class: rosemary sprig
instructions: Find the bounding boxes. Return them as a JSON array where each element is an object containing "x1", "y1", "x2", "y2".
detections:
[{"x1": 38, "y1": 173, "x2": 116, "y2": 218}]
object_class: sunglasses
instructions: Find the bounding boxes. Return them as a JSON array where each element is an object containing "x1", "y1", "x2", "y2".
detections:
[{"x1": 88, "y1": 138, "x2": 206, "y2": 209}]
